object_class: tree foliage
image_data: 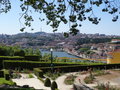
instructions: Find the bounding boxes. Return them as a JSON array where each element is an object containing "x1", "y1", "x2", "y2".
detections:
[
  {"x1": 0, "y1": 0, "x2": 120, "y2": 36},
  {"x1": 0, "y1": 45, "x2": 42, "y2": 57}
]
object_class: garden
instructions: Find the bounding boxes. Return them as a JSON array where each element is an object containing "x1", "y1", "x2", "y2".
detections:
[{"x1": 0, "y1": 45, "x2": 120, "y2": 89}]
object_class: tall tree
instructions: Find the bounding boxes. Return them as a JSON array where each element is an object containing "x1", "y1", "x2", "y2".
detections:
[{"x1": 0, "y1": 0, "x2": 120, "y2": 36}]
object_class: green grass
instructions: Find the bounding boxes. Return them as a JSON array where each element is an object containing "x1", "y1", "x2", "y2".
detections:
[
  {"x1": 28, "y1": 74, "x2": 34, "y2": 78},
  {"x1": 0, "y1": 78, "x2": 14, "y2": 85},
  {"x1": 2, "y1": 69, "x2": 9, "y2": 74}
]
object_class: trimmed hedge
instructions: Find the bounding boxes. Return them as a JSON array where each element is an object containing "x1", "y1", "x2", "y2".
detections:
[
  {"x1": 40, "y1": 63, "x2": 120, "y2": 72},
  {"x1": 33, "y1": 68, "x2": 43, "y2": 78},
  {"x1": 0, "y1": 70, "x2": 4, "y2": 77},
  {"x1": 0, "y1": 56, "x2": 24, "y2": 60},
  {"x1": 51, "y1": 81, "x2": 58, "y2": 90},
  {"x1": 3, "y1": 60, "x2": 85, "y2": 70},
  {"x1": 44, "y1": 78, "x2": 51, "y2": 87},
  {"x1": 0, "y1": 88, "x2": 35, "y2": 90},
  {"x1": 0, "y1": 56, "x2": 24, "y2": 69},
  {"x1": 3, "y1": 69, "x2": 10, "y2": 80},
  {"x1": 5, "y1": 74, "x2": 10, "y2": 80},
  {"x1": 24, "y1": 55, "x2": 40, "y2": 61}
]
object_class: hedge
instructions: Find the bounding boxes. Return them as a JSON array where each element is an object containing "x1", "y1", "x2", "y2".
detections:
[
  {"x1": 39, "y1": 63, "x2": 120, "y2": 73},
  {"x1": 3, "y1": 60, "x2": 86, "y2": 70},
  {"x1": 0, "y1": 56, "x2": 24, "y2": 69},
  {"x1": 5, "y1": 74, "x2": 10, "y2": 80},
  {"x1": 0, "y1": 70, "x2": 4, "y2": 77},
  {"x1": 0, "y1": 56, "x2": 24, "y2": 60},
  {"x1": 24, "y1": 55, "x2": 40, "y2": 61},
  {"x1": 0, "y1": 88, "x2": 35, "y2": 90},
  {"x1": 3, "y1": 60, "x2": 120, "y2": 72},
  {"x1": 2, "y1": 69, "x2": 10, "y2": 80}
]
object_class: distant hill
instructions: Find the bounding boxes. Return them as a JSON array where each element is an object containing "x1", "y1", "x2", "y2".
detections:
[{"x1": 0, "y1": 32, "x2": 120, "y2": 48}]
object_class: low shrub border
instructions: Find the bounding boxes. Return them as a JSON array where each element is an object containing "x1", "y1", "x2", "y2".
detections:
[
  {"x1": 3, "y1": 60, "x2": 120, "y2": 72},
  {"x1": 24, "y1": 55, "x2": 40, "y2": 61},
  {"x1": 0, "y1": 71, "x2": 4, "y2": 77},
  {"x1": 3, "y1": 60, "x2": 104, "y2": 70}
]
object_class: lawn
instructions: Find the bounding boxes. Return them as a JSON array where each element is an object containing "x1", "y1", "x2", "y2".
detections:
[{"x1": 0, "y1": 78, "x2": 14, "y2": 85}]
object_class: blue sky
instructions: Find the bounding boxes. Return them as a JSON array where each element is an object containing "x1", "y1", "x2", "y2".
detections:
[{"x1": 0, "y1": 0, "x2": 120, "y2": 35}]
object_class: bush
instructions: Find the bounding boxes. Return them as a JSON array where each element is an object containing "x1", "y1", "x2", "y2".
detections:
[
  {"x1": 3, "y1": 69, "x2": 10, "y2": 80},
  {"x1": 5, "y1": 74, "x2": 10, "y2": 80},
  {"x1": 51, "y1": 81, "x2": 58, "y2": 90},
  {"x1": 33, "y1": 68, "x2": 43, "y2": 78},
  {"x1": 12, "y1": 73, "x2": 21, "y2": 79},
  {"x1": 28, "y1": 74, "x2": 34, "y2": 78},
  {"x1": 84, "y1": 75, "x2": 94, "y2": 84},
  {"x1": 64, "y1": 74, "x2": 76, "y2": 85},
  {"x1": 44, "y1": 71, "x2": 63, "y2": 80},
  {"x1": 95, "y1": 82, "x2": 119, "y2": 90},
  {"x1": 44, "y1": 78, "x2": 51, "y2": 87}
]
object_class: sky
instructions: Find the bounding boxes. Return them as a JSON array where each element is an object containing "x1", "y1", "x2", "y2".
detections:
[{"x1": 0, "y1": 0, "x2": 120, "y2": 35}]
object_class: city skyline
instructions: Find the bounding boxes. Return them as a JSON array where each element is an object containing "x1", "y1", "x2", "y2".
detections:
[{"x1": 0, "y1": 0, "x2": 120, "y2": 35}]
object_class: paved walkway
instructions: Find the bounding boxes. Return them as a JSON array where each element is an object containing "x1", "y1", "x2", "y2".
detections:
[
  {"x1": 55, "y1": 73, "x2": 73, "y2": 90},
  {"x1": 12, "y1": 74, "x2": 50, "y2": 90},
  {"x1": 12, "y1": 70, "x2": 120, "y2": 90}
]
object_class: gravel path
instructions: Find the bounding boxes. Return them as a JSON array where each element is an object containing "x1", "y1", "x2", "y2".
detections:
[
  {"x1": 12, "y1": 70, "x2": 120, "y2": 90},
  {"x1": 55, "y1": 73, "x2": 73, "y2": 90},
  {"x1": 12, "y1": 74, "x2": 50, "y2": 90}
]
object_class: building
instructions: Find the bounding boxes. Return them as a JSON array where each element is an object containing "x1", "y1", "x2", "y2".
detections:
[{"x1": 107, "y1": 39, "x2": 120, "y2": 64}]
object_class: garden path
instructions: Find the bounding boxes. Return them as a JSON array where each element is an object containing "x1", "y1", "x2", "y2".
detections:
[{"x1": 12, "y1": 73, "x2": 51, "y2": 90}]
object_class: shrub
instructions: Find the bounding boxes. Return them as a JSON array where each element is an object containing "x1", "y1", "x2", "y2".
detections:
[
  {"x1": 5, "y1": 74, "x2": 10, "y2": 80},
  {"x1": 33, "y1": 68, "x2": 43, "y2": 78},
  {"x1": 51, "y1": 81, "x2": 58, "y2": 90},
  {"x1": 2, "y1": 69, "x2": 10, "y2": 80},
  {"x1": 95, "y1": 82, "x2": 119, "y2": 90},
  {"x1": 44, "y1": 71, "x2": 63, "y2": 80},
  {"x1": 28, "y1": 74, "x2": 34, "y2": 78},
  {"x1": 93, "y1": 70, "x2": 110, "y2": 76},
  {"x1": 12, "y1": 73, "x2": 21, "y2": 79},
  {"x1": 44, "y1": 78, "x2": 51, "y2": 87},
  {"x1": 64, "y1": 74, "x2": 76, "y2": 85},
  {"x1": 84, "y1": 75, "x2": 94, "y2": 84}
]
